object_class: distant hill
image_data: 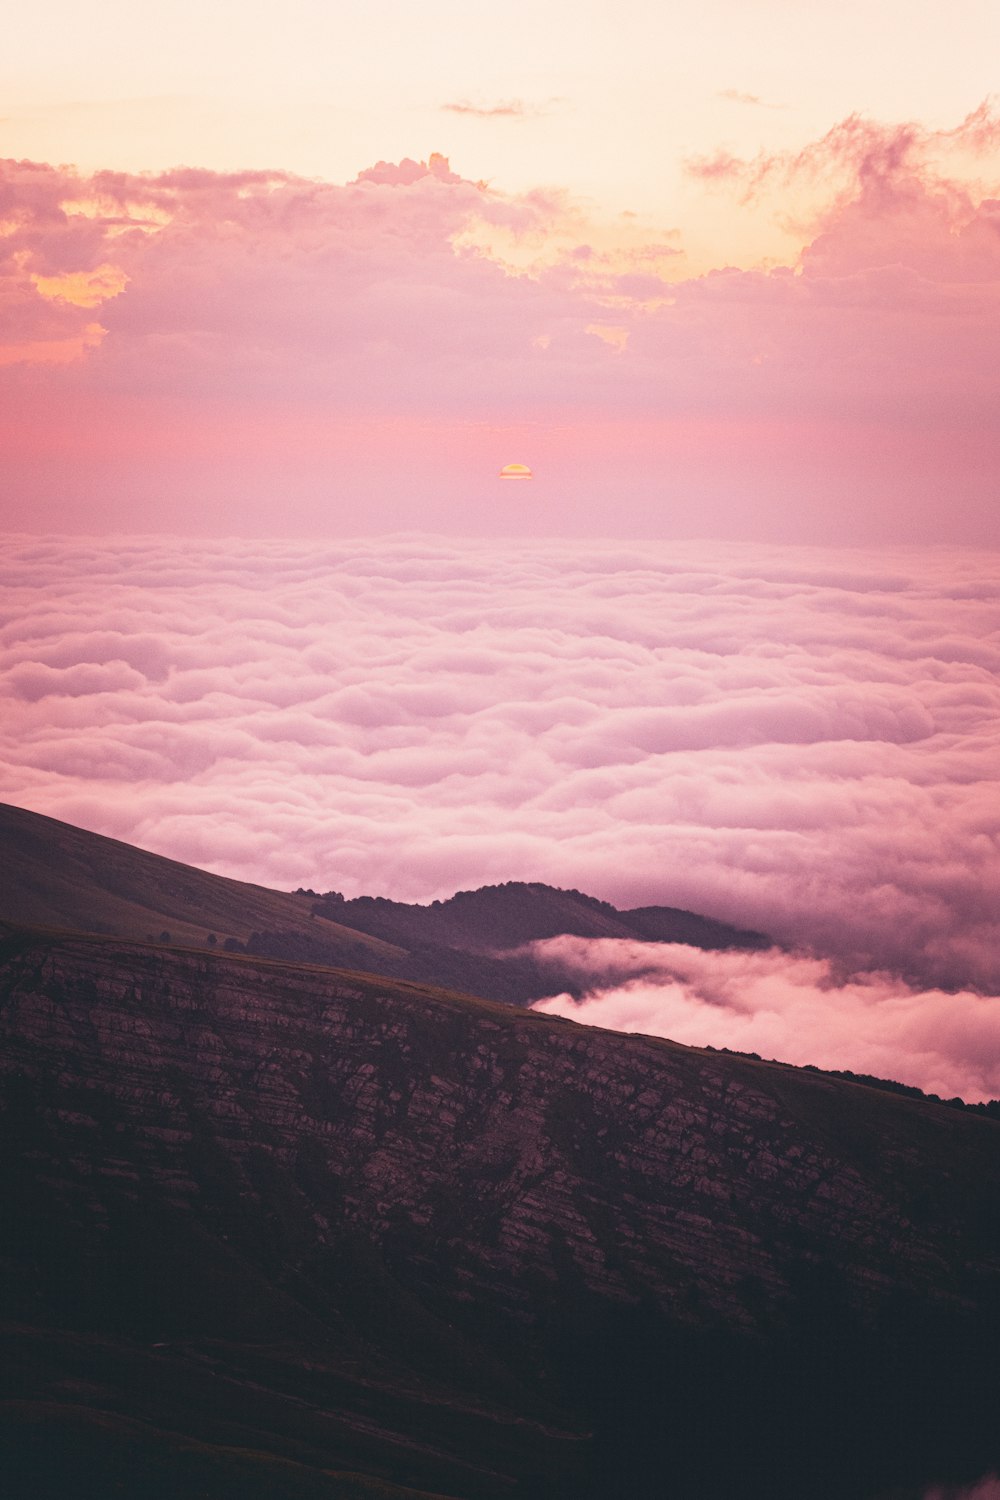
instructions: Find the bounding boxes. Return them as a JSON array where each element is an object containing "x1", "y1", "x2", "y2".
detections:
[
  {"x1": 0, "y1": 802, "x2": 769, "y2": 1004},
  {"x1": 326, "y1": 881, "x2": 768, "y2": 954}
]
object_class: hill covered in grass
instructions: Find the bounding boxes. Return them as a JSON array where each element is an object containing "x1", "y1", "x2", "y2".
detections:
[{"x1": 0, "y1": 801, "x2": 403, "y2": 967}]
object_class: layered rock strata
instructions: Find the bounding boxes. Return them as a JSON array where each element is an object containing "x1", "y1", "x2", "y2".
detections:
[{"x1": 2, "y1": 926, "x2": 1000, "y2": 1498}]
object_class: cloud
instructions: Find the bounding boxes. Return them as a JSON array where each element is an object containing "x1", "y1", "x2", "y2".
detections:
[
  {"x1": 441, "y1": 99, "x2": 536, "y2": 119},
  {"x1": 687, "y1": 100, "x2": 1000, "y2": 206},
  {"x1": 2, "y1": 107, "x2": 1000, "y2": 542},
  {"x1": 529, "y1": 938, "x2": 1000, "y2": 1103},
  {"x1": 717, "y1": 89, "x2": 783, "y2": 110},
  {"x1": 0, "y1": 151, "x2": 583, "y2": 395},
  {"x1": 352, "y1": 152, "x2": 467, "y2": 185},
  {"x1": 2, "y1": 533, "x2": 999, "y2": 1010},
  {"x1": 684, "y1": 149, "x2": 746, "y2": 182}
]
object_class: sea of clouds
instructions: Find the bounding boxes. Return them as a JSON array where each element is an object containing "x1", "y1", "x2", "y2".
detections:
[{"x1": 3, "y1": 532, "x2": 999, "y2": 1095}]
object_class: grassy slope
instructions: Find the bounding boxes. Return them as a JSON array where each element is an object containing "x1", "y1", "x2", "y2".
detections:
[{"x1": 0, "y1": 802, "x2": 402, "y2": 962}]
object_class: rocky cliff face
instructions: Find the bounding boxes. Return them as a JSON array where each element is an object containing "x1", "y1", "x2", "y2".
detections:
[{"x1": 3, "y1": 925, "x2": 1000, "y2": 1499}]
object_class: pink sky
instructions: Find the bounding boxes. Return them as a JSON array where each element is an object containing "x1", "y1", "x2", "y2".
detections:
[
  {"x1": 5, "y1": 9, "x2": 1000, "y2": 1097},
  {"x1": 2, "y1": 101, "x2": 1000, "y2": 540}
]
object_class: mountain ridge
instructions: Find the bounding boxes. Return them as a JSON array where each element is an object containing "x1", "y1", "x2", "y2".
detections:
[
  {"x1": 313, "y1": 879, "x2": 767, "y2": 957},
  {"x1": 0, "y1": 800, "x2": 768, "y2": 1005}
]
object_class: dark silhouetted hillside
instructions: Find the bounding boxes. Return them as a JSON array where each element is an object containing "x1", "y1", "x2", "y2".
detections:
[
  {"x1": 328, "y1": 881, "x2": 768, "y2": 958},
  {"x1": 2, "y1": 922, "x2": 1000, "y2": 1498},
  {"x1": 0, "y1": 802, "x2": 769, "y2": 1005}
]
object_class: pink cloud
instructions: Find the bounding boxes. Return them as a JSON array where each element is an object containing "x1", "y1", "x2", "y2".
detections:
[
  {"x1": 1, "y1": 111, "x2": 1000, "y2": 538},
  {"x1": 717, "y1": 89, "x2": 783, "y2": 110},
  {"x1": 685, "y1": 150, "x2": 746, "y2": 182},
  {"x1": 529, "y1": 939, "x2": 1000, "y2": 1102},
  {"x1": 2, "y1": 534, "x2": 999, "y2": 1002},
  {"x1": 687, "y1": 101, "x2": 1000, "y2": 204},
  {"x1": 441, "y1": 100, "x2": 535, "y2": 119},
  {"x1": 353, "y1": 152, "x2": 466, "y2": 186}
]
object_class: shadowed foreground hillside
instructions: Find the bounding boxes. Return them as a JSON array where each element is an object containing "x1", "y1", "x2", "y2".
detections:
[{"x1": 2, "y1": 923, "x2": 1000, "y2": 1498}]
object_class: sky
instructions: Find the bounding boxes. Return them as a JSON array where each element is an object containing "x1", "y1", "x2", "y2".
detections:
[
  {"x1": 4, "y1": 4, "x2": 1000, "y2": 1095},
  {"x1": 3, "y1": 0, "x2": 1000, "y2": 539}
]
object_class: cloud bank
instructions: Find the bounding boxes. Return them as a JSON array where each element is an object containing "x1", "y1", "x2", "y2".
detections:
[
  {"x1": 529, "y1": 939, "x2": 1000, "y2": 1103},
  {"x1": 2, "y1": 533, "x2": 998, "y2": 1006}
]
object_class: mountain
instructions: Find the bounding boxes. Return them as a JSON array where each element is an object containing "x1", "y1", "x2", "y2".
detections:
[
  {"x1": 3, "y1": 913, "x2": 1000, "y2": 1498},
  {"x1": 0, "y1": 800, "x2": 404, "y2": 969},
  {"x1": 323, "y1": 881, "x2": 766, "y2": 954},
  {"x1": 0, "y1": 801, "x2": 769, "y2": 1004},
  {"x1": 3, "y1": 802, "x2": 1000, "y2": 1496}
]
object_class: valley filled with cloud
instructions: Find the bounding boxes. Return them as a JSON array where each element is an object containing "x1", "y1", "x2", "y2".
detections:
[{"x1": 3, "y1": 530, "x2": 998, "y2": 1096}]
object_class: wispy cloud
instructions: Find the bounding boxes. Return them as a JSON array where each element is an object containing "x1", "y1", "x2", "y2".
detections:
[
  {"x1": 685, "y1": 148, "x2": 745, "y2": 182},
  {"x1": 688, "y1": 99, "x2": 1000, "y2": 200},
  {"x1": 441, "y1": 98, "x2": 547, "y2": 119},
  {"x1": 717, "y1": 88, "x2": 784, "y2": 109}
]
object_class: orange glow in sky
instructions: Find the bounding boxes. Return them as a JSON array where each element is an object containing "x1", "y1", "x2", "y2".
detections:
[
  {"x1": 3, "y1": 1, "x2": 1000, "y2": 540},
  {"x1": 31, "y1": 264, "x2": 128, "y2": 308}
]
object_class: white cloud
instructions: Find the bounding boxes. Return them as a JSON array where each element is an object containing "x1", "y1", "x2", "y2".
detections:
[
  {"x1": 2, "y1": 532, "x2": 999, "y2": 997},
  {"x1": 528, "y1": 937, "x2": 1000, "y2": 1102}
]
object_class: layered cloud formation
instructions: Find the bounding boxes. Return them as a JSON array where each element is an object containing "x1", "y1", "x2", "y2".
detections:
[
  {"x1": 530, "y1": 940, "x2": 1000, "y2": 1102},
  {"x1": 3, "y1": 533, "x2": 998, "y2": 1015},
  {"x1": 3, "y1": 105, "x2": 1000, "y2": 537}
]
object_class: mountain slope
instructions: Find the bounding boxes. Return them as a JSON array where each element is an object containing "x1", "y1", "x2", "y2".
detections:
[
  {"x1": 0, "y1": 800, "x2": 403, "y2": 966},
  {"x1": 0, "y1": 802, "x2": 768, "y2": 1006},
  {"x1": 2, "y1": 923, "x2": 999, "y2": 1498}
]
